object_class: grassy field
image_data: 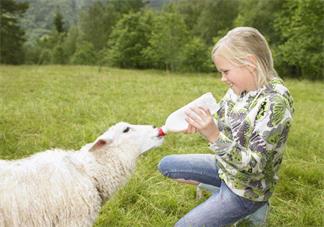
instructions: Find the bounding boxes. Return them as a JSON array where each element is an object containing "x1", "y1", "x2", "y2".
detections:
[{"x1": 0, "y1": 65, "x2": 323, "y2": 226}]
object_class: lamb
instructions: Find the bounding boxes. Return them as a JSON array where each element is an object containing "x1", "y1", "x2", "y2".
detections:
[{"x1": 0, "y1": 122, "x2": 163, "y2": 227}]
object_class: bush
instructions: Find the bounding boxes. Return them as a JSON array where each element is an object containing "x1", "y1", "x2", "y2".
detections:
[
  {"x1": 143, "y1": 12, "x2": 189, "y2": 71},
  {"x1": 180, "y1": 37, "x2": 213, "y2": 72},
  {"x1": 38, "y1": 49, "x2": 52, "y2": 64},
  {"x1": 70, "y1": 41, "x2": 97, "y2": 65},
  {"x1": 106, "y1": 11, "x2": 154, "y2": 69},
  {"x1": 23, "y1": 44, "x2": 42, "y2": 64},
  {"x1": 52, "y1": 44, "x2": 68, "y2": 64},
  {"x1": 274, "y1": 0, "x2": 324, "y2": 80}
]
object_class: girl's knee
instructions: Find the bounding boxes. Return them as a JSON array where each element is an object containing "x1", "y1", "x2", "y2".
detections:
[{"x1": 158, "y1": 155, "x2": 176, "y2": 177}]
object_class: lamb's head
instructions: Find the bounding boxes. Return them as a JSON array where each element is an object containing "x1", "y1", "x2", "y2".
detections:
[{"x1": 87, "y1": 122, "x2": 164, "y2": 155}]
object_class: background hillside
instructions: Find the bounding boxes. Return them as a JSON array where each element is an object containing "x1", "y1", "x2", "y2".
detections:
[
  {"x1": 17, "y1": 0, "x2": 91, "y2": 44},
  {"x1": 17, "y1": 0, "x2": 169, "y2": 45}
]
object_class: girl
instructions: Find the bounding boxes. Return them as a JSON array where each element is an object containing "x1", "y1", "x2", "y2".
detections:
[{"x1": 158, "y1": 27, "x2": 294, "y2": 226}]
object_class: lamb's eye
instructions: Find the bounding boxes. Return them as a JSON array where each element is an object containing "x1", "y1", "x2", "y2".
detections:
[{"x1": 123, "y1": 127, "x2": 130, "y2": 133}]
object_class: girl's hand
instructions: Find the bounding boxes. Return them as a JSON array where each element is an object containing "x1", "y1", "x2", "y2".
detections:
[
  {"x1": 185, "y1": 107, "x2": 220, "y2": 143},
  {"x1": 185, "y1": 123, "x2": 198, "y2": 134}
]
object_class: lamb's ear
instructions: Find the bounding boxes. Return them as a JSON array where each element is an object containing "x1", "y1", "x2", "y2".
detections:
[{"x1": 89, "y1": 139, "x2": 112, "y2": 152}]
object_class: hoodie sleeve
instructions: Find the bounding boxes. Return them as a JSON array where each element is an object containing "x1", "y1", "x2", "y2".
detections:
[{"x1": 209, "y1": 94, "x2": 293, "y2": 174}]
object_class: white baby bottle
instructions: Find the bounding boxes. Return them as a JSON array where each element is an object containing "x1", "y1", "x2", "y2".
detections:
[{"x1": 157, "y1": 92, "x2": 219, "y2": 137}]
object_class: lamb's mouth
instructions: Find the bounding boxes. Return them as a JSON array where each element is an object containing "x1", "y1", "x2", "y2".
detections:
[
  {"x1": 154, "y1": 135, "x2": 164, "y2": 141},
  {"x1": 156, "y1": 136, "x2": 164, "y2": 146}
]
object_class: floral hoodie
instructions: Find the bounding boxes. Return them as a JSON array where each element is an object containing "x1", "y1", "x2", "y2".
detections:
[{"x1": 209, "y1": 77, "x2": 294, "y2": 201}]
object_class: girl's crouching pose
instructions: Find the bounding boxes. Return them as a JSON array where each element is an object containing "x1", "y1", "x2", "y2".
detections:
[{"x1": 159, "y1": 27, "x2": 294, "y2": 227}]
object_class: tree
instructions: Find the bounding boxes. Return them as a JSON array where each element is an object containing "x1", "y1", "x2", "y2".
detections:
[
  {"x1": 62, "y1": 25, "x2": 79, "y2": 62},
  {"x1": 274, "y1": 0, "x2": 324, "y2": 80},
  {"x1": 190, "y1": 0, "x2": 239, "y2": 45},
  {"x1": 0, "y1": 0, "x2": 29, "y2": 64},
  {"x1": 143, "y1": 12, "x2": 189, "y2": 71},
  {"x1": 52, "y1": 44, "x2": 68, "y2": 64},
  {"x1": 38, "y1": 48, "x2": 52, "y2": 64},
  {"x1": 54, "y1": 10, "x2": 65, "y2": 33},
  {"x1": 79, "y1": 0, "x2": 146, "y2": 52},
  {"x1": 163, "y1": 0, "x2": 208, "y2": 34},
  {"x1": 70, "y1": 41, "x2": 97, "y2": 65},
  {"x1": 109, "y1": 0, "x2": 147, "y2": 14},
  {"x1": 164, "y1": 0, "x2": 239, "y2": 45},
  {"x1": 79, "y1": 2, "x2": 119, "y2": 51},
  {"x1": 235, "y1": 0, "x2": 284, "y2": 46},
  {"x1": 106, "y1": 11, "x2": 154, "y2": 68},
  {"x1": 181, "y1": 37, "x2": 212, "y2": 72}
]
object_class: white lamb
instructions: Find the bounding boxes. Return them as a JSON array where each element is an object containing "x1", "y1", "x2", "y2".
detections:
[{"x1": 0, "y1": 122, "x2": 163, "y2": 227}]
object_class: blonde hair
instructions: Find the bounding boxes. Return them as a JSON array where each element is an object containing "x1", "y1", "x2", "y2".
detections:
[{"x1": 211, "y1": 27, "x2": 277, "y2": 88}]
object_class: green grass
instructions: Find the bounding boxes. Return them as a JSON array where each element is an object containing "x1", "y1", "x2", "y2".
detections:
[{"x1": 0, "y1": 65, "x2": 323, "y2": 226}]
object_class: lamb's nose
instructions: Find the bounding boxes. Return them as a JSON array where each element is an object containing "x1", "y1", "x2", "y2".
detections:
[{"x1": 152, "y1": 125, "x2": 156, "y2": 128}]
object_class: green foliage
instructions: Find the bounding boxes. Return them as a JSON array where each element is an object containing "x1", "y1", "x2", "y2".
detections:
[
  {"x1": 78, "y1": 2, "x2": 119, "y2": 51},
  {"x1": 0, "y1": 0, "x2": 29, "y2": 64},
  {"x1": 109, "y1": 0, "x2": 147, "y2": 14},
  {"x1": 180, "y1": 37, "x2": 212, "y2": 72},
  {"x1": 38, "y1": 49, "x2": 52, "y2": 64},
  {"x1": 54, "y1": 10, "x2": 65, "y2": 33},
  {"x1": 52, "y1": 44, "x2": 68, "y2": 64},
  {"x1": 71, "y1": 41, "x2": 97, "y2": 65},
  {"x1": 6, "y1": 0, "x2": 323, "y2": 79},
  {"x1": 19, "y1": 0, "x2": 91, "y2": 46},
  {"x1": 28, "y1": 32, "x2": 67, "y2": 64},
  {"x1": 26, "y1": 25, "x2": 78, "y2": 65},
  {"x1": 62, "y1": 26, "x2": 79, "y2": 60},
  {"x1": 274, "y1": 0, "x2": 324, "y2": 80},
  {"x1": 191, "y1": 0, "x2": 239, "y2": 45},
  {"x1": 0, "y1": 66, "x2": 323, "y2": 226},
  {"x1": 165, "y1": 0, "x2": 239, "y2": 45},
  {"x1": 235, "y1": 0, "x2": 284, "y2": 45},
  {"x1": 162, "y1": 0, "x2": 204, "y2": 32},
  {"x1": 149, "y1": 0, "x2": 170, "y2": 9},
  {"x1": 143, "y1": 12, "x2": 189, "y2": 71},
  {"x1": 106, "y1": 11, "x2": 154, "y2": 68},
  {"x1": 23, "y1": 44, "x2": 42, "y2": 64},
  {"x1": 160, "y1": 0, "x2": 240, "y2": 71},
  {"x1": 79, "y1": 0, "x2": 146, "y2": 52}
]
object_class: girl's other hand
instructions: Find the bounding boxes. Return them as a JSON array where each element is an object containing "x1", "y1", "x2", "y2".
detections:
[{"x1": 185, "y1": 107, "x2": 220, "y2": 143}]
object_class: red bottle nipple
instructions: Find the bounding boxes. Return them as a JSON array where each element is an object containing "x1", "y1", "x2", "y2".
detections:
[{"x1": 157, "y1": 127, "x2": 166, "y2": 137}]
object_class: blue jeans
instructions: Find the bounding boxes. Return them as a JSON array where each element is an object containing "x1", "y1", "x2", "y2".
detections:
[{"x1": 158, "y1": 154, "x2": 267, "y2": 227}]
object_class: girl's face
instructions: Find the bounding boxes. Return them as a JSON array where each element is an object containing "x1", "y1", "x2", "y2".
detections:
[{"x1": 213, "y1": 54, "x2": 258, "y2": 95}]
